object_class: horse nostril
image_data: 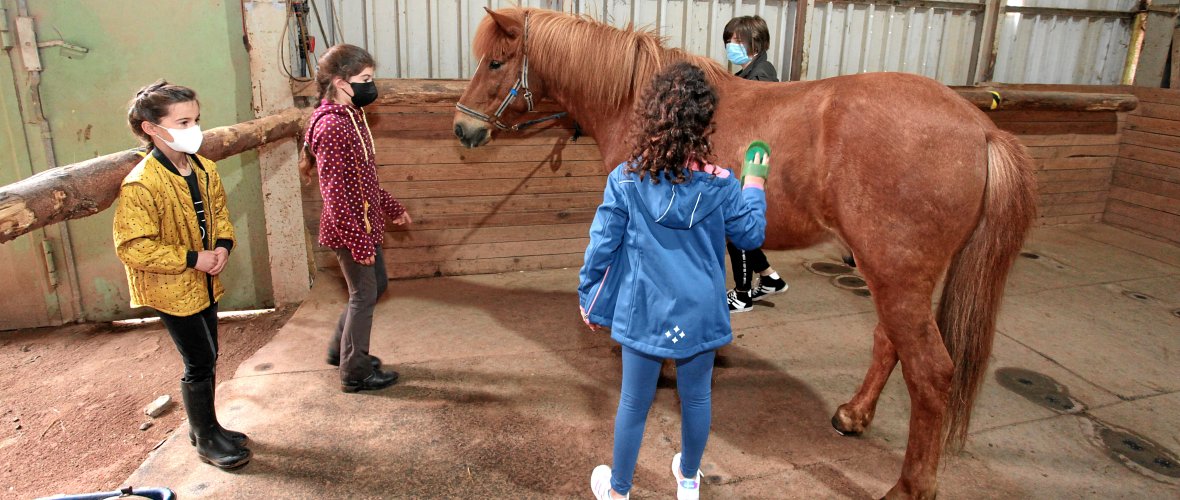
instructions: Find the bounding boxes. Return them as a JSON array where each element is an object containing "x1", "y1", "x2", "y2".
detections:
[{"x1": 454, "y1": 124, "x2": 464, "y2": 139}]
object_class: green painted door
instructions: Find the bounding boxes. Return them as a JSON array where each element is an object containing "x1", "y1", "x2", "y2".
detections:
[
  {"x1": 0, "y1": 4, "x2": 64, "y2": 329},
  {"x1": 2, "y1": 1, "x2": 273, "y2": 324}
]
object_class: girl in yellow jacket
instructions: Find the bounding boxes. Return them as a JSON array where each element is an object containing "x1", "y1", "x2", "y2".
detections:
[{"x1": 113, "y1": 81, "x2": 250, "y2": 470}]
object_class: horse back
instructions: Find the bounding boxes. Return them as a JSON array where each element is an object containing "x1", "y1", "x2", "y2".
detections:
[{"x1": 713, "y1": 72, "x2": 993, "y2": 253}]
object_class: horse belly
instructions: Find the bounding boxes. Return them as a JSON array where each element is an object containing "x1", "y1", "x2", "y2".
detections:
[{"x1": 762, "y1": 201, "x2": 831, "y2": 250}]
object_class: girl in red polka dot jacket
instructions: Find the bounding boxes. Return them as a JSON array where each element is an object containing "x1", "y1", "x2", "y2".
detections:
[{"x1": 300, "y1": 44, "x2": 410, "y2": 393}]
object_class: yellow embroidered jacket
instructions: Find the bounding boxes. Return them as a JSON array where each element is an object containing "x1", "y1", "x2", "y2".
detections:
[{"x1": 113, "y1": 151, "x2": 235, "y2": 316}]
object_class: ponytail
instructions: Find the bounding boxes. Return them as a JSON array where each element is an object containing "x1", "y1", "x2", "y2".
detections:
[{"x1": 300, "y1": 44, "x2": 376, "y2": 185}]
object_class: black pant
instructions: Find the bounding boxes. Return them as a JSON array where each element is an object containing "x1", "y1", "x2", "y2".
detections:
[
  {"x1": 158, "y1": 303, "x2": 219, "y2": 384},
  {"x1": 727, "y1": 241, "x2": 770, "y2": 292},
  {"x1": 331, "y1": 246, "x2": 388, "y2": 381}
]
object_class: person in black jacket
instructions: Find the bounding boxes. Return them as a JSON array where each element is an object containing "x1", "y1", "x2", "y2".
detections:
[
  {"x1": 722, "y1": 15, "x2": 787, "y2": 312},
  {"x1": 725, "y1": 15, "x2": 778, "y2": 82}
]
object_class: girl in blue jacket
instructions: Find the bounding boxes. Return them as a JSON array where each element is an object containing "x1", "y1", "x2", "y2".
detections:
[{"x1": 580, "y1": 62, "x2": 769, "y2": 500}]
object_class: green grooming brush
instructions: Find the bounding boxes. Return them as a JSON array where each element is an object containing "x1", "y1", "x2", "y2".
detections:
[{"x1": 742, "y1": 140, "x2": 770, "y2": 180}]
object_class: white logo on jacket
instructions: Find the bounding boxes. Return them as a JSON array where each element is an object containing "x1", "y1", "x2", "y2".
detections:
[{"x1": 664, "y1": 325, "x2": 687, "y2": 343}]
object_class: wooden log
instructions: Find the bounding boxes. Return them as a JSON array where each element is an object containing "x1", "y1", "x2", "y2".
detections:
[
  {"x1": 293, "y1": 79, "x2": 469, "y2": 106},
  {"x1": 964, "y1": 89, "x2": 1139, "y2": 112},
  {"x1": 300, "y1": 79, "x2": 1139, "y2": 112},
  {"x1": 0, "y1": 107, "x2": 309, "y2": 244}
]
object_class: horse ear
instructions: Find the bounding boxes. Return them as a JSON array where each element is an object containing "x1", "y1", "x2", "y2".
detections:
[{"x1": 484, "y1": 7, "x2": 523, "y2": 39}]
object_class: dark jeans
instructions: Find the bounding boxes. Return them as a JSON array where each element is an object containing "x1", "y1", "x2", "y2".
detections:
[
  {"x1": 331, "y1": 246, "x2": 388, "y2": 381},
  {"x1": 726, "y1": 241, "x2": 770, "y2": 291},
  {"x1": 158, "y1": 303, "x2": 219, "y2": 384}
]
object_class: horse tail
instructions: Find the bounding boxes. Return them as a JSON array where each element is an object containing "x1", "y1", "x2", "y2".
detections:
[{"x1": 938, "y1": 129, "x2": 1037, "y2": 451}]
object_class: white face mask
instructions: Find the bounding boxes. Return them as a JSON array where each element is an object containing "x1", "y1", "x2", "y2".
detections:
[{"x1": 156, "y1": 124, "x2": 203, "y2": 154}]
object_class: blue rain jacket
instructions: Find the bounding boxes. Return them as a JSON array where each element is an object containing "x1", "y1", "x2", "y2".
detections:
[{"x1": 578, "y1": 161, "x2": 767, "y2": 359}]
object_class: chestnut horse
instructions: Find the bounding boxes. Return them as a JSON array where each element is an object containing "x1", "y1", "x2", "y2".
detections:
[{"x1": 453, "y1": 7, "x2": 1036, "y2": 499}]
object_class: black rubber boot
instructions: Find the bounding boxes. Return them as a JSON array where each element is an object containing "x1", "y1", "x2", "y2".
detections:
[
  {"x1": 181, "y1": 380, "x2": 252, "y2": 470},
  {"x1": 187, "y1": 377, "x2": 248, "y2": 447}
]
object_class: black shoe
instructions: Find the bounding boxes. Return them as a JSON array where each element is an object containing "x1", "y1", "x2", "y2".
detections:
[
  {"x1": 727, "y1": 289, "x2": 753, "y2": 313},
  {"x1": 750, "y1": 276, "x2": 788, "y2": 301},
  {"x1": 181, "y1": 380, "x2": 252, "y2": 470},
  {"x1": 341, "y1": 369, "x2": 400, "y2": 393},
  {"x1": 326, "y1": 352, "x2": 383, "y2": 371}
]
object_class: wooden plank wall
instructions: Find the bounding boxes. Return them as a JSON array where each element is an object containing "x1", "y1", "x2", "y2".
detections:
[
  {"x1": 989, "y1": 109, "x2": 1122, "y2": 225},
  {"x1": 302, "y1": 94, "x2": 604, "y2": 279},
  {"x1": 301, "y1": 81, "x2": 1147, "y2": 280},
  {"x1": 1108, "y1": 87, "x2": 1180, "y2": 243}
]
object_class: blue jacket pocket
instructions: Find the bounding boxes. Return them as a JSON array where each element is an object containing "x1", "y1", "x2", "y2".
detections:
[{"x1": 582, "y1": 249, "x2": 629, "y2": 328}]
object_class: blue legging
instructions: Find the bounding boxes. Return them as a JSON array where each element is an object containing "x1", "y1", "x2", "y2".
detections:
[{"x1": 611, "y1": 346, "x2": 715, "y2": 495}]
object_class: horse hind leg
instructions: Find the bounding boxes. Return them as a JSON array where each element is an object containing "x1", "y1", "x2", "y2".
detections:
[
  {"x1": 876, "y1": 287, "x2": 953, "y2": 500},
  {"x1": 832, "y1": 323, "x2": 898, "y2": 436}
]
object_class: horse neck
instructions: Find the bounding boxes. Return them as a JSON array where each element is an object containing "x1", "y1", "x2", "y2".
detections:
[
  {"x1": 543, "y1": 89, "x2": 635, "y2": 165},
  {"x1": 525, "y1": 12, "x2": 729, "y2": 165},
  {"x1": 521, "y1": 14, "x2": 652, "y2": 163}
]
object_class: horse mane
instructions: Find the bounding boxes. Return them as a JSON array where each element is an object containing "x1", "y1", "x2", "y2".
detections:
[{"x1": 473, "y1": 8, "x2": 731, "y2": 111}]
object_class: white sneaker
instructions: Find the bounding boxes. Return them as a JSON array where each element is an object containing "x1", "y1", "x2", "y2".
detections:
[
  {"x1": 671, "y1": 453, "x2": 702, "y2": 500},
  {"x1": 591, "y1": 464, "x2": 627, "y2": 500}
]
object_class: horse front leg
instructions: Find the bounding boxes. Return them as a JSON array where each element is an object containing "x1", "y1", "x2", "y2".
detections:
[
  {"x1": 832, "y1": 324, "x2": 898, "y2": 436},
  {"x1": 878, "y1": 289, "x2": 953, "y2": 500}
]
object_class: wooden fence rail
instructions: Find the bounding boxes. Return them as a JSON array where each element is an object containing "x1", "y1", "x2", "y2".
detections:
[{"x1": 0, "y1": 107, "x2": 306, "y2": 244}]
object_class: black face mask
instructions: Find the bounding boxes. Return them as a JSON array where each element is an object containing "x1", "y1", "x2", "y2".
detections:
[{"x1": 348, "y1": 81, "x2": 378, "y2": 107}]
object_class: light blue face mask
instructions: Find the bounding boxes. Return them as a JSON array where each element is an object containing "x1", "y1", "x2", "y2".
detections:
[{"x1": 726, "y1": 42, "x2": 751, "y2": 66}]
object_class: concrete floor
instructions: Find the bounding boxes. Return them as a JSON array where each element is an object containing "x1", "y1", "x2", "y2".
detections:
[{"x1": 122, "y1": 223, "x2": 1180, "y2": 499}]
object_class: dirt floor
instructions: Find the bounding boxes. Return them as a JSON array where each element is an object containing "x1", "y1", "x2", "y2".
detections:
[
  {"x1": 0, "y1": 306, "x2": 295, "y2": 499},
  {"x1": 4, "y1": 223, "x2": 1179, "y2": 499}
]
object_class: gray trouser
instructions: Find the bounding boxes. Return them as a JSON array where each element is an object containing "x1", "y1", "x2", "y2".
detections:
[{"x1": 331, "y1": 246, "x2": 388, "y2": 381}]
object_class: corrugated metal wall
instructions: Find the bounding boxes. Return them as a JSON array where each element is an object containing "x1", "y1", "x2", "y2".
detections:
[
  {"x1": 804, "y1": 1, "x2": 984, "y2": 84},
  {"x1": 568, "y1": 1, "x2": 799, "y2": 81},
  {"x1": 299, "y1": 0, "x2": 798, "y2": 80},
  {"x1": 992, "y1": 0, "x2": 1136, "y2": 84},
  {"x1": 295, "y1": 0, "x2": 1141, "y2": 85}
]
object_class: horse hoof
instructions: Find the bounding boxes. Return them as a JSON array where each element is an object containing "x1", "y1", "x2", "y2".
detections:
[{"x1": 831, "y1": 415, "x2": 862, "y2": 437}]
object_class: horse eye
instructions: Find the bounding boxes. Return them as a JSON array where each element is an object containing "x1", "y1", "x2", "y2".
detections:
[{"x1": 489, "y1": 60, "x2": 503, "y2": 70}]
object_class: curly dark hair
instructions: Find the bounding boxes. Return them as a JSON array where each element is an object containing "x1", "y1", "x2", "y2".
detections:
[{"x1": 625, "y1": 62, "x2": 717, "y2": 184}]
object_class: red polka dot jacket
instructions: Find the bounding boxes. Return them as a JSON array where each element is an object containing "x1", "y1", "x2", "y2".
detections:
[{"x1": 306, "y1": 100, "x2": 406, "y2": 262}]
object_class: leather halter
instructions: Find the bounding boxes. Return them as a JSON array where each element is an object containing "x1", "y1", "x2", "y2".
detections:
[{"x1": 455, "y1": 12, "x2": 567, "y2": 132}]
